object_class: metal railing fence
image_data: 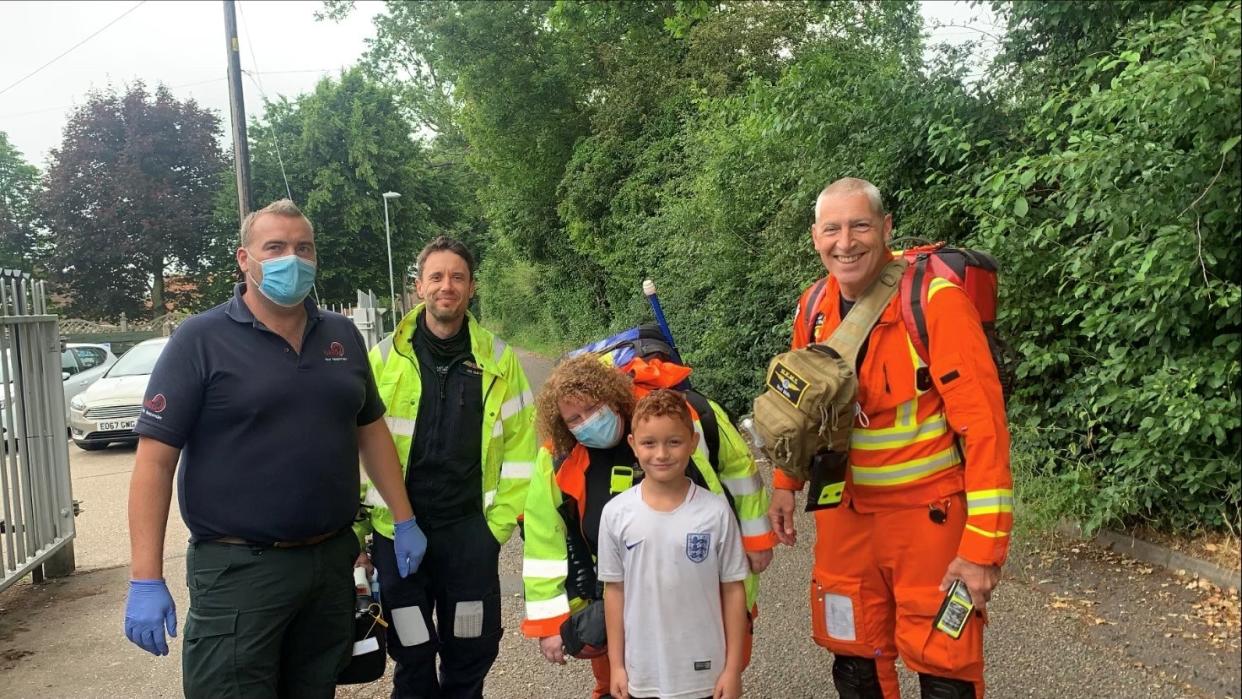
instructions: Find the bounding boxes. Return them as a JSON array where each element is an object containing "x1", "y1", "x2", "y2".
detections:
[{"x1": 0, "y1": 275, "x2": 75, "y2": 593}]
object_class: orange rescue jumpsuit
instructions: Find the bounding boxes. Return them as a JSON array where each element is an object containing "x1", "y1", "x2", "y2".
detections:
[{"x1": 772, "y1": 259, "x2": 1012, "y2": 697}]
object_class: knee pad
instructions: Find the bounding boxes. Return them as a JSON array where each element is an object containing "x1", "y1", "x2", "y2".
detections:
[
  {"x1": 831, "y1": 655, "x2": 885, "y2": 699},
  {"x1": 919, "y1": 674, "x2": 976, "y2": 699}
]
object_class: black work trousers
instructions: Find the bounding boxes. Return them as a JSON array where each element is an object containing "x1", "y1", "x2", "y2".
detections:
[
  {"x1": 372, "y1": 514, "x2": 503, "y2": 699},
  {"x1": 181, "y1": 529, "x2": 358, "y2": 699}
]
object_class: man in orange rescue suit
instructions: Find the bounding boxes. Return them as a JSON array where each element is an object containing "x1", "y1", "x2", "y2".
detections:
[{"x1": 767, "y1": 178, "x2": 1012, "y2": 698}]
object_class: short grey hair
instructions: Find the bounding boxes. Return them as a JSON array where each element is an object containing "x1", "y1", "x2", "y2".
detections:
[
  {"x1": 239, "y1": 199, "x2": 314, "y2": 246},
  {"x1": 813, "y1": 178, "x2": 886, "y2": 221}
]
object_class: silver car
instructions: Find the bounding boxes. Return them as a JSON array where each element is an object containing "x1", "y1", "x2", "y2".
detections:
[
  {"x1": 68, "y1": 337, "x2": 169, "y2": 451},
  {"x1": 0, "y1": 343, "x2": 118, "y2": 445},
  {"x1": 62, "y1": 343, "x2": 119, "y2": 419}
]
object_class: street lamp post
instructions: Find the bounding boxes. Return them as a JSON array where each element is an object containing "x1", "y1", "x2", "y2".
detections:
[{"x1": 381, "y1": 191, "x2": 401, "y2": 319}]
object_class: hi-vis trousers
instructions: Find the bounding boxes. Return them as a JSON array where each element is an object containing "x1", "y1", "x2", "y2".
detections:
[{"x1": 809, "y1": 492, "x2": 986, "y2": 697}]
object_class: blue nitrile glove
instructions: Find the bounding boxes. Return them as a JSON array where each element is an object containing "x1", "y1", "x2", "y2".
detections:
[
  {"x1": 124, "y1": 579, "x2": 177, "y2": 656},
  {"x1": 393, "y1": 517, "x2": 427, "y2": 578}
]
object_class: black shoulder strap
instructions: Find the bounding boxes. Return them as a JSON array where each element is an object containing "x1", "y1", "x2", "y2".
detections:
[
  {"x1": 683, "y1": 389, "x2": 720, "y2": 473},
  {"x1": 682, "y1": 389, "x2": 740, "y2": 519},
  {"x1": 802, "y1": 277, "x2": 829, "y2": 341}
]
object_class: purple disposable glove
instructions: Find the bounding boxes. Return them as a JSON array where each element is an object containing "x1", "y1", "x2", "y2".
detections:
[
  {"x1": 124, "y1": 579, "x2": 177, "y2": 656},
  {"x1": 393, "y1": 517, "x2": 427, "y2": 577}
]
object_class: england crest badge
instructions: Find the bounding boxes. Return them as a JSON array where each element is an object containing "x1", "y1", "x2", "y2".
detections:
[{"x1": 685, "y1": 533, "x2": 710, "y2": 563}]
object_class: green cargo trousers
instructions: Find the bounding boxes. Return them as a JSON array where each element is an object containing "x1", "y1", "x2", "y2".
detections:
[{"x1": 181, "y1": 528, "x2": 359, "y2": 699}]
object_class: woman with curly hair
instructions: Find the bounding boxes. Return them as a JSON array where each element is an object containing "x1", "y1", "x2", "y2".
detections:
[{"x1": 521, "y1": 353, "x2": 775, "y2": 699}]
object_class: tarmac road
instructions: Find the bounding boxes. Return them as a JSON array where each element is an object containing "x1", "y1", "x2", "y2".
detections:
[{"x1": 1, "y1": 349, "x2": 1237, "y2": 698}]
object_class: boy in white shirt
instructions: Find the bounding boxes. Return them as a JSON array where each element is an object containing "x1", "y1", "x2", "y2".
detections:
[{"x1": 597, "y1": 389, "x2": 750, "y2": 699}]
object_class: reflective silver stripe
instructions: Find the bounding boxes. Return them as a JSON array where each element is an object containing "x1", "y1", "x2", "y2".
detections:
[
  {"x1": 851, "y1": 416, "x2": 947, "y2": 449},
  {"x1": 694, "y1": 421, "x2": 711, "y2": 462},
  {"x1": 501, "y1": 461, "x2": 533, "y2": 480},
  {"x1": 377, "y1": 335, "x2": 394, "y2": 363},
  {"x1": 966, "y1": 495, "x2": 1014, "y2": 510},
  {"x1": 491, "y1": 419, "x2": 504, "y2": 439},
  {"x1": 851, "y1": 449, "x2": 959, "y2": 486},
  {"x1": 966, "y1": 488, "x2": 1014, "y2": 502},
  {"x1": 739, "y1": 514, "x2": 772, "y2": 537},
  {"x1": 967, "y1": 491, "x2": 1015, "y2": 515},
  {"x1": 523, "y1": 558, "x2": 568, "y2": 578},
  {"x1": 721, "y1": 473, "x2": 764, "y2": 497},
  {"x1": 492, "y1": 337, "x2": 508, "y2": 362},
  {"x1": 385, "y1": 416, "x2": 417, "y2": 438},
  {"x1": 525, "y1": 595, "x2": 570, "y2": 620},
  {"x1": 896, "y1": 398, "x2": 916, "y2": 427},
  {"x1": 501, "y1": 389, "x2": 534, "y2": 420},
  {"x1": 483, "y1": 489, "x2": 497, "y2": 508},
  {"x1": 363, "y1": 483, "x2": 385, "y2": 507}
]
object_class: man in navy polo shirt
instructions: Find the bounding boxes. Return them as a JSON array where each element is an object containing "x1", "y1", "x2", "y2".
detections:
[{"x1": 124, "y1": 199, "x2": 424, "y2": 699}]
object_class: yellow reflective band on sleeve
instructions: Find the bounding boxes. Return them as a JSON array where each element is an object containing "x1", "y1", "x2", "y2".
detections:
[
  {"x1": 966, "y1": 489, "x2": 1015, "y2": 515},
  {"x1": 967, "y1": 488, "x2": 1014, "y2": 500},
  {"x1": 849, "y1": 447, "x2": 960, "y2": 487},
  {"x1": 965, "y1": 524, "x2": 1011, "y2": 539},
  {"x1": 927, "y1": 277, "x2": 959, "y2": 301}
]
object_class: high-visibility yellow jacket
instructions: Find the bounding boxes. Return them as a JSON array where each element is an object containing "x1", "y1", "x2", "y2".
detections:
[
  {"x1": 521, "y1": 383, "x2": 775, "y2": 638},
  {"x1": 354, "y1": 305, "x2": 537, "y2": 546}
]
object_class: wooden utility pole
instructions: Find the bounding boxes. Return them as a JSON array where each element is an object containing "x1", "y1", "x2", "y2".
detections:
[{"x1": 223, "y1": 0, "x2": 252, "y2": 219}]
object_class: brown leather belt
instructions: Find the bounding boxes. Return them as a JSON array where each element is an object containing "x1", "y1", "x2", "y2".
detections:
[{"x1": 213, "y1": 529, "x2": 339, "y2": 548}]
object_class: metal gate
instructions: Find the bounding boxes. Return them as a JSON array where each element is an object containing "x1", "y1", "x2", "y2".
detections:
[{"x1": 0, "y1": 274, "x2": 75, "y2": 593}]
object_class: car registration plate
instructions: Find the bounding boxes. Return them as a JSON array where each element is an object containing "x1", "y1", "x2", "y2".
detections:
[{"x1": 97, "y1": 419, "x2": 136, "y2": 432}]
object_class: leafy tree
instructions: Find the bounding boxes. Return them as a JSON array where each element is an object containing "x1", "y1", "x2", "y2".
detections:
[
  {"x1": 0, "y1": 132, "x2": 42, "y2": 272},
  {"x1": 210, "y1": 68, "x2": 472, "y2": 308},
  {"x1": 334, "y1": 0, "x2": 1241, "y2": 532},
  {"x1": 930, "y1": 2, "x2": 1241, "y2": 531},
  {"x1": 40, "y1": 83, "x2": 226, "y2": 319}
]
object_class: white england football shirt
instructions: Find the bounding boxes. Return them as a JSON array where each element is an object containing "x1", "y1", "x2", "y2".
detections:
[{"x1": 597, "y1": 481, "x2": 749, "y2": 699}]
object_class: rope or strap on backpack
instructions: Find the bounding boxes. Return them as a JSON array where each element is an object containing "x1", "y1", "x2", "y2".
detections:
[
  {"x1": 801, "y1": 277, "x2": 830, "y2": 341},
  {"x1": 823, "y1": 259, "x2": 907, "y2": 367}
]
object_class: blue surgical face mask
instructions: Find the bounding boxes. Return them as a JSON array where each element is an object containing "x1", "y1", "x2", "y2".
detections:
[
  {"x1": 250, "y1": 254, "x2": 316, "y2": 307},
  {"x1": 570, "y1": 405, "x2": 624, "y2": 449}
]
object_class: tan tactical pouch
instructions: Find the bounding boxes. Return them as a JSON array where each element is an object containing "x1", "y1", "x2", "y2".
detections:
[{"x1": 753, "y1": 260, "x2": 906, "y2": 483}]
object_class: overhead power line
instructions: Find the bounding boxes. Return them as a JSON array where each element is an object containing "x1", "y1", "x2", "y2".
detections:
[
  {"x1": 0, "y1": 1, "x2": 148, "y2": 98},
  {"x1": 0, "y1": 71, "x2": 335, "y2": 120}
]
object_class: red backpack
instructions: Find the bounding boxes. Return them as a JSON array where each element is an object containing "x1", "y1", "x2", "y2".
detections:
[{"x1": 800, "y1": 242, "x2": 1014, "y2": 397}]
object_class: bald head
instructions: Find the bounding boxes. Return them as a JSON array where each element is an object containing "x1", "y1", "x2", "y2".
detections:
[{"x1": 814, "y1": 178, "x2": 885, "y2": 221}]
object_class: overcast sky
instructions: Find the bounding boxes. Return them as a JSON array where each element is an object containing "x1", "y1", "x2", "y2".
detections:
[{"x1": 0, "y1": 0, "x2": 994, "y2": 169}]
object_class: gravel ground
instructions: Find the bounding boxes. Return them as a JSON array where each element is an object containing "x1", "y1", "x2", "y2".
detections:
[{"x1": 339, "y1": 493, "x2": 1240, "y2": 699}]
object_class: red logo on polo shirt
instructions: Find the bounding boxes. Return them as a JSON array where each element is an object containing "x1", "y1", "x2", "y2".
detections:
[
  {"x1": 324, "y1": 341, "x2": 347, "y2": 361},
  {"x1": 144, "y1": 394, "x2": 166, "y2": 413}
]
